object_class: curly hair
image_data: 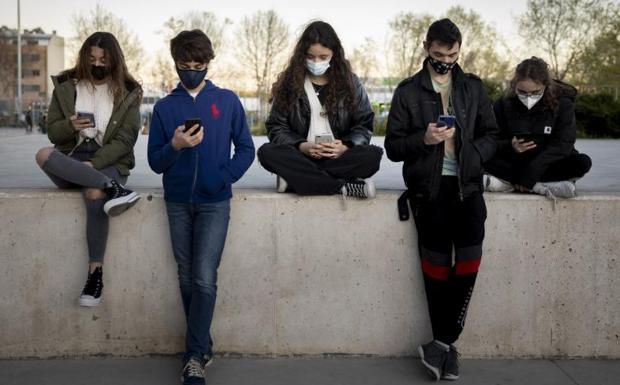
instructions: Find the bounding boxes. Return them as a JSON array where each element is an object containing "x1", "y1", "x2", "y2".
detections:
[{"x1": 270, "y1": 20, "x2": 356, "y2": 118}]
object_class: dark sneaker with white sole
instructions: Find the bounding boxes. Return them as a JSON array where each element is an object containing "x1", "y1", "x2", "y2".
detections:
[
  {"x1": 181, "y1": 357, "x2": 205, "y2": 385},
  {"x1": 103, "y1": 180, "x2": 140, "y2": 216},
  {"x1": 442, "y1": 344, "x2": 460, "y2": 380},
  {"x1": 79, "y1": 266, "x2": 103, "y2": 307},
  {"x1": 341, "y1": 178, "x2": 376, "y2": 199},
  {"x1": 418, "y1": 340, "x2": 449, "y2": 381}
]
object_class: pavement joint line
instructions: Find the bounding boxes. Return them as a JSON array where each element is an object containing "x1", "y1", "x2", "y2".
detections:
[{"x1": 550, "y1": 359, "x2": 581, "y2": 385}]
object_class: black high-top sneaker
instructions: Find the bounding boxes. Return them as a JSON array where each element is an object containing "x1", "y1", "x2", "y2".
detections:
[
  {"x1": 79, "y1": 266, "x2": 103, "y2": 307},
  {"x1": 103, "y1": 179, "x2": 140, "y2": 216},
  {"x1": 341, "y1": 178, "x2": 376, "y2": 199}
]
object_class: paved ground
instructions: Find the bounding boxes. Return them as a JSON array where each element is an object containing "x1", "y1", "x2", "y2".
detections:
[
  {"x1": 1, "y1": 128, "x2": 618, "y2": 193},
  {"x1": 1, "y1": 357, "x2": 619, "y2": 385}
]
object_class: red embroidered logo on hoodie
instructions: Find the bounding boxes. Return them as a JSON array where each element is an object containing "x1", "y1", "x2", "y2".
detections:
[{"x1": 211, "y1": 104, "x2": 221, "y2": 119}]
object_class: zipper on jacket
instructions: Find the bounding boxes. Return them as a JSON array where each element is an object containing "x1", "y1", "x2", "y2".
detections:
[
  {"x1": 450, "y1": 92, "x2": 465, "y2": 201},
  {"x1": 189, "y1": 94, "x2": 199, "y2": 203}
]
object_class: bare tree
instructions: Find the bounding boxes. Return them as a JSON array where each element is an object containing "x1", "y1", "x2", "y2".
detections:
[
  {"x1": 161, "y1": 11, "x2": 231, "y2": 53},
  {"x1": 70, "y1": 4, "x2": 143, "y2": 77},
  {"x1": 387, "y1": 12, "x2": 434, "y2": 80},
  {"x1": 150, "y1": 11, "x2": 233, "y2": 92},
  {"x1": 235, "y1": 10, "x2": 289, "y2": 119},
  {"x1": 445, "y1": 6, "x2": 511, "y2": 80},
  {"x1": 350, "y1": 37, "x2": 378, "y2": 83},
  {"x1": 519, "y1": 0, "x2": 617, "y2": 80}
]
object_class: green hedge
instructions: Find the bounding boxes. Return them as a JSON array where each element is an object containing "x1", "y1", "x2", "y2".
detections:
[
  {"x1": 252, "y1": 86, "x2": 620, "y2": 139},
  {"x1": 574, "y1": 93, "x2": 620, "y2": 138}
]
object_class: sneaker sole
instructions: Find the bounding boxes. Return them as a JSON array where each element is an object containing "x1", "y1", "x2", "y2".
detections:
[
  {"x1": 104, "y1": 193, "x2": 140, "y2": 216},
  {"x1": 441, "y1": 373, "x2": 460, "y2": 380},
  {"x1": 79, "y1": 296, "x2": 101, "y2": 307},
  {"x1": 418, "y1": 345, "x2": 441, "y2": 381}
]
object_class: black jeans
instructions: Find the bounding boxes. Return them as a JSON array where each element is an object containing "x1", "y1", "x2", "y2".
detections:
[
  {"x1": 411, "y1": 176, "x2": 487, "y2": 344},
  {"x1": 485, "y1": 152, "x2": 592, "y2": 187},
  {"x1": 257, "y1": 143, "x2": 383, "y2": 195}
]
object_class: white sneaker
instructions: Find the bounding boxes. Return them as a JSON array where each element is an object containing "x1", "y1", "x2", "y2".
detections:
[
  {"x1": 483, "y1": 174, "x2": 514, "y2": 192},
  {"x1": 276, "y1": 176, "x2": 288, "y2": 193},
  {"x1": 532, "y1": 181, "x2": 576, "y2": 199}
]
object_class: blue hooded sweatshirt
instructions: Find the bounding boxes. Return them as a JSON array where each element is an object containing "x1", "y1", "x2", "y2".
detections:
[{"x1": 147, "y1": 80, "x2": 255, "y2": 203}]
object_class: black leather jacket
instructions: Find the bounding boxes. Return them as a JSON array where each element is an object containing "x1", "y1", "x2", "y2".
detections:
[
  {"x1": 265, "y1": 75, "x2": 374, "y2": 147},
  {"x1": 385, "y1": 60, "x2": 499, "y2": 201}
]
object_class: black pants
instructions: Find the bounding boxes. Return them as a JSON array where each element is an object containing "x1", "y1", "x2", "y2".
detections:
[
  {"x1": 411, "y1": 177, "x2": 486, "y2": 344},
  {"x1": 485, "y1": 152, "x2": 592, "y2": 187},
  {"x1": 257, "y1": 143, "x2": 383, "y2": 195}
]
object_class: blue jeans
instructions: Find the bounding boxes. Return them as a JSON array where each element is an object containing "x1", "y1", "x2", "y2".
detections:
[{"x1": 165, "y1": 199, "x2": 230, "y2": 362}]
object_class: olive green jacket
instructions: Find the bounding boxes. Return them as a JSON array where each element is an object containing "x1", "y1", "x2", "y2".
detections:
[{"x1": 46, "y1": 72, "x2": 142, "y2": 175}]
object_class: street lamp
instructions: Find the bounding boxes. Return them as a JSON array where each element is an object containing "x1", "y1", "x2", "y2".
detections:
[{"x1": 16, "y1": 0, "x2": 23, "y2": 126}]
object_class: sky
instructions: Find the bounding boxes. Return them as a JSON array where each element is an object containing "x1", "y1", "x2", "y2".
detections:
[{"x1": 1, "y1": 0, "x2": 528, "y2": 54}]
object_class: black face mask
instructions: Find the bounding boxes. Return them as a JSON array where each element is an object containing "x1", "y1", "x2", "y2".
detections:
[
  {"x1": 91, "y1": 65, "x2": 109, "y2": 81},
  {"x1": 428, "y1": 56, "x2": 458, "y2": 75},
  {"x1": 176, "y1": 67, "x2": 207, "y2": 90}
]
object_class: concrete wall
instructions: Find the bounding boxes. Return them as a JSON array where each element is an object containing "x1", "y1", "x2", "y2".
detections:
[{"x1": 0, "y1": 189, "x2": 618, "y2": 359}]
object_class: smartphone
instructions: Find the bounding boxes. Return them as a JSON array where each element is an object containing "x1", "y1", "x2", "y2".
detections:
[
  {"x1": 437, "y1": 114, "x2": 456, "y2": 128},
  {"x1": 77, "y1": 111, "x2": 95, "y2": 127},
  {"x1": 315, "y1": 134, "x2": 334, "y2": 144},
  {"x1": 516, "y1": 133, "x2": 536, "y2": 143},
  {"x1": 184, "y1": 118, "x2": 202, "y2": 135}
]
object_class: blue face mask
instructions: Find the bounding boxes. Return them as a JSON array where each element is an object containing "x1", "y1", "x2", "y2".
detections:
[
  {"x1": 176, "y1": 67, "x2": 207, "y2": 90},
  {"x1": 305, "y1": 59, "x2": 331, "y2": 76}
]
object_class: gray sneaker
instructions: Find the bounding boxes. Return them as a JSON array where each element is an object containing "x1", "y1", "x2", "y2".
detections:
[
  {"x1": 418, "y1": 341, "x2": 449, "y2": 381},
  {"x1": 532, "y1": 181, "x2": 576, "y2": 199},
  {"x1": 442, "y1": 344, "x2": 460, "y2": 380}
]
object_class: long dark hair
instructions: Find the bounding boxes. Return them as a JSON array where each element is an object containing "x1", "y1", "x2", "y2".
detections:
[
  {"x1": 63, "y1": 32, "x2": 141, "y2": 102},
  {"x1": 506, "y1": 57, "x2": 576, "y2": 110},
  {"x1": 270, "y1": 21, "x2": 356, "y2": 117}
]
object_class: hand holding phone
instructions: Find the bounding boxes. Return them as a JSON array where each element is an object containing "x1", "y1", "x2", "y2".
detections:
[
  {"x1": 172, "y1": 120, "x2": 204, "y2": 150},
  {"x1": 184, "y1": 118, "x2": 202, "y2": 135},
  {"x1": 437, "y1": 114, "x2": 456, "y2": 128},
  {"x1": 72, "y1": 111, "x2": 95, "y2": 131}
]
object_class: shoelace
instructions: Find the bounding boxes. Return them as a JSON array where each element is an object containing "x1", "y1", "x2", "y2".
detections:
[
  {"x1": 183, "y1": 359, "x2": 204, "y2": 378},
  {"x1": 345, "y1": 182, "x2": 366, "y2": 198},
  {"x1": 83, "y1": 270, "x2": 102, "y2": 296},
  {"x1": 539, "y1": 186, "x2": 558, "y2": 211}
]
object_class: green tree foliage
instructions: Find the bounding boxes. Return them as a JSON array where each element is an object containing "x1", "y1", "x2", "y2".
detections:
[{"x1": 518, "y1": 0, "x2": 617, "y2": 81}]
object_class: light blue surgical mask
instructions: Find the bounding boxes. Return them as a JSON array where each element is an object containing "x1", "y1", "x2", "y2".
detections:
[{"x1": 305, "y1": 59, "x2": 331, "y2": 76}]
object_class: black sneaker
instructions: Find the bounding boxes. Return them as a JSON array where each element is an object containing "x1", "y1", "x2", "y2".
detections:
[
  {"x1": 418, "y1": 340, "x2": 449, "y2": 381},
  {"x1": 181, "y1": 357, "x2": 205, "y2": 385},
  {"x1": 341, "y1": 178, "x2": 376, "y2": 199},
  {"x1": 442, "y1": 344, "x2": 460, "y2": 380},
  {"x1": 103, "y1": 180, "x2": 140, "y2": 216},
  {"x1": 204, "y1": 352, "x2": 214, "y2": 368},
  {"x1": 79, "y1": 266, "x2": 103, "y2": 307}
]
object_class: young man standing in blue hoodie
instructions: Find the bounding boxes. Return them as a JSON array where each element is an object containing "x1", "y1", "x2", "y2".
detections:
[{"x1": 147, "y1": 30, "x2": 255, "y2": 385}]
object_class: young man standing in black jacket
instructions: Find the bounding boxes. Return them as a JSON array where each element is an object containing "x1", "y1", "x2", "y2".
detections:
[{"x1": 385, "y1": 19, "x2": 498, "y2": 381}]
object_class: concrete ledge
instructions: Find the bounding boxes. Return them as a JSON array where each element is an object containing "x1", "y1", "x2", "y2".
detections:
[{"x1": 0, "y1": 189, "x2": 618, "y2": 359}]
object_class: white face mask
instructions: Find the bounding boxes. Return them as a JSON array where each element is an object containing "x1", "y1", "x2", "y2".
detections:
[
  {"x1": 305, "y1": 59, "x2": 331, "y2": 76},
  {"x1": 518, "y1": 94, "x2": 544, "y2": 110}
]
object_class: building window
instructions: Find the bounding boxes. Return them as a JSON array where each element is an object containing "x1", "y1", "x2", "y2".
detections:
[{"x1": 22, "y1": 84, "x2": 40, "y2": 92}]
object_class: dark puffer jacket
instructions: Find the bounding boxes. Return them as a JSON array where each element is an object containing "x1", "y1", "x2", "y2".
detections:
[{"x1": 492, "y1": 81, "x2": 579, "y2": 187}]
